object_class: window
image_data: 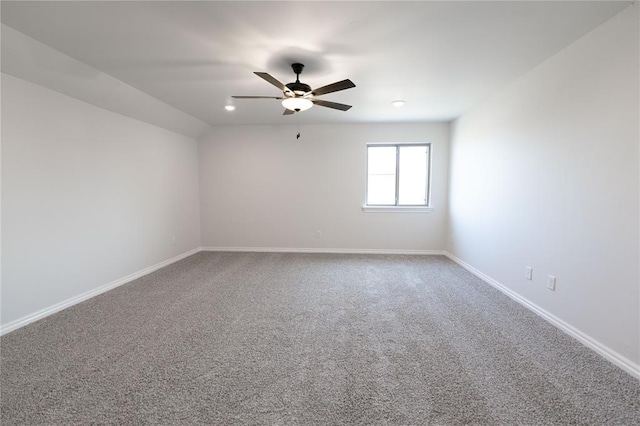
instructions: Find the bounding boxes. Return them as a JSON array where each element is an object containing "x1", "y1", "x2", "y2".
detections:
[{"x1": 365, "y1": 144, "x2": 431, "y2": 211}]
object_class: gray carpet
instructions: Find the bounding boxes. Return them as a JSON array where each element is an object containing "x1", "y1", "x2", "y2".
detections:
[{"x1": 1, "y1": 252, "x2": 638, "y2": 425}]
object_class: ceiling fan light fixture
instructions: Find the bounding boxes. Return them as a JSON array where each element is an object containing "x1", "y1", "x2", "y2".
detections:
[{"x1": 282, "y1": 97, "x2": 313, "y2": 112}]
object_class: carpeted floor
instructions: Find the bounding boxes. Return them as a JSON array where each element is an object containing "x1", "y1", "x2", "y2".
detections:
[{"x1": 1, "y1": 252, "x2": 638, "y2": 425}]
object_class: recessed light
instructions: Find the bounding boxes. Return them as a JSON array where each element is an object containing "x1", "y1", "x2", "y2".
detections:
[
  {"x1": 224, "y1": 105, "x2": 236, "y2": 111},
  {"x1": 392, "y1": 100, "x2": 405, "y2": 108}
]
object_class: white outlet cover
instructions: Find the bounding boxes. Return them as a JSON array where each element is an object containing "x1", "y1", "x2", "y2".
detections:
[
  {"x1": 547, "y1": 275, "x2": 556, "y2": 291},
  {"x1": 525, "y1": 267, "x2": 533, "y2": 280}
]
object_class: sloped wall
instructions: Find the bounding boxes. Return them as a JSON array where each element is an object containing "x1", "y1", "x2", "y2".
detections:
[{"x1": 1, "y1": 74, "x2": 201, "y2": 328}]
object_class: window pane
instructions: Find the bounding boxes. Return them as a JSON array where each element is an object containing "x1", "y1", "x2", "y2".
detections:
[
  {"x1": 367, "y1": 146, "x2": 396, "y2": 205},
  {"x1": 398, "y1": 145, "x2": 428, "y2": 205},
  {"x1": 367, "y1": 175, "x2": 396, "y2": 205},
  {"x1": 367, "y1": 146, "x2": 396, "y2": 174}
]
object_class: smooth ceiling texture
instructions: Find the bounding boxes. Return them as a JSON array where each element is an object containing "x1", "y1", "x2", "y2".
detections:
[{"x1": 1, "y1": 1, "x2": 631, "y2": 128}]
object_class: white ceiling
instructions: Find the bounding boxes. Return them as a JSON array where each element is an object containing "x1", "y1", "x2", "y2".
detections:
[{"x1": 1, "y1": 1, "x2": 631, "y2": 130}]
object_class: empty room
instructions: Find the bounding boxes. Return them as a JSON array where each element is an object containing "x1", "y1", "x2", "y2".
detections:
[{"x1": 1, "y1": 1, "x2": 639, "y2": 424}]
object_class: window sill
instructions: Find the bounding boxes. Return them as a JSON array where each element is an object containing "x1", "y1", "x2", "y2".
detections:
[{"x1": 362, "y1": 205, "x2": 434, "y2": 213}]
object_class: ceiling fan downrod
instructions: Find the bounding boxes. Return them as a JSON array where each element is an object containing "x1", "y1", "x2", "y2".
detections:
[
  {"x1": 291, "y1": 63, "x2": 304, "y2": 83},
  {"x1": 286, "y1": 63, "x2": 311, "y2": 95}
]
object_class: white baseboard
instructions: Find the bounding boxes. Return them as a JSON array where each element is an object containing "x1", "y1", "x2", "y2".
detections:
[
  {"x1": 444, "y1": 251, "x2": 640, "y2": 380},
  {"x1": 0, "y1": 247, "x2": 201, "y2": 336},
  {"x1": 201, "y1": 246, "x2": 445, "y2": 255}
]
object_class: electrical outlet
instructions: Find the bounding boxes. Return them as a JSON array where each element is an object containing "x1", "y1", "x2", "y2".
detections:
[
  {"x1": 171, "y1": 236, "x2": 176, "y2": 246},
  {"x1": 547, "y1": 275, "x2": 556, "y2": 291},
  {"x1": 315, "y1": 231, "x2": 322, "y2": 238},
  {"x1": 525, "y1": 266, "x2": 533, "y2": 281}
]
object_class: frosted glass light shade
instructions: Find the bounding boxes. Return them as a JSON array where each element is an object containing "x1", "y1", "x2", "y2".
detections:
[{"x1": 282, "y1": 97, "x2": 313, "y2": 112}]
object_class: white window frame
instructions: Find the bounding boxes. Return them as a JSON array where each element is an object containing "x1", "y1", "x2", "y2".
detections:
[{"x1": 363, "y1": 143, "x2": 433, "y2": 213}]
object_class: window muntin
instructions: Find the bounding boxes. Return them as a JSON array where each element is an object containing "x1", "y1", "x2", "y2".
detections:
[{"x1": 366, "y1": 144, "x2": 430, "y2": 207}]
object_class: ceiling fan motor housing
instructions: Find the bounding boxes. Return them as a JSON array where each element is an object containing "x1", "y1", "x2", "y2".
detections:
[
  {"x1": 285, "y1": 62, "x2": 312, "y2": 97},
  {"x1": 285, "y1": 81, "x2": 312, "y2": 95}
]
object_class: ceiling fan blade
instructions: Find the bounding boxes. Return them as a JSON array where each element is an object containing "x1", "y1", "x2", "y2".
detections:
[
  {"x1": 312, "y1": 79, "x2": 356, "y2": 96},
  {"x1": 254, "y1": 72, "x2": 293, "y2": 94},
  {"x1": 232, "y1": 96, "x2": 284, "y2": 99},
  {"x1": 283, "y1": 109, "x2": 295, "y2": 115},
  {"x1": 312, "y1": 99, "x2": 352, "y2": 111}
]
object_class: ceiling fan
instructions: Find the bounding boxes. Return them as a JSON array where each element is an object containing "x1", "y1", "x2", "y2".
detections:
[{"x1": 232, "y1": 63, "x2": 355, "y2": 115}]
